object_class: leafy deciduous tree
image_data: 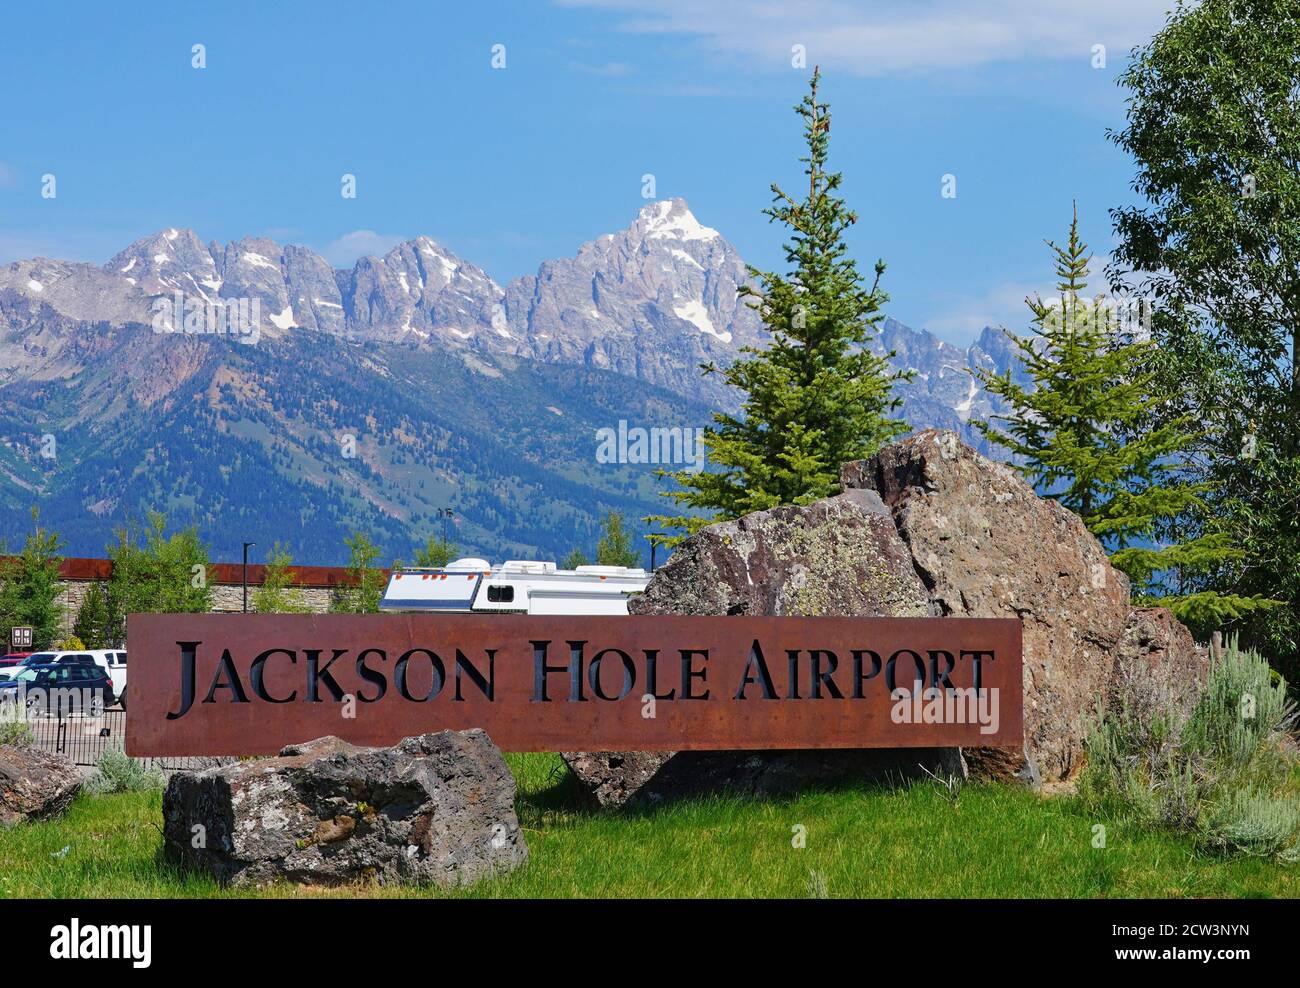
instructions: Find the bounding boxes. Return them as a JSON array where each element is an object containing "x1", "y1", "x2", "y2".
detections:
[
  {"x1": 252, "y1": 542, "x2": 311, "y2": 614},
  {"x1": 329, "y1": 532, "x2": 385, "y2": 614},
  {"x1": 1109, "y1": 0, "x2": 1300, "y2": 671},
  {"x1": 0, "y1": 508, "x2": 65, "y2": 650}
]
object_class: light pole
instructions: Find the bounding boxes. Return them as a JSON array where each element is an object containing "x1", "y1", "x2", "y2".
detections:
[
  {"x1": 242, "y1": 542, "x2": 256, "y2": 613},
  {"x1": 647, "y1": 534, "x2": 665, "y2": 571}
]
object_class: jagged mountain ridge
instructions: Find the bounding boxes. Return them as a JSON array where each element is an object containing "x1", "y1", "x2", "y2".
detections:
[
  {"x1": 0, "y1": 199, "x2": 1029, "y2": 563},
  {"x1": 0, "y1": 198, "x2": 1022, "y2": 432}
]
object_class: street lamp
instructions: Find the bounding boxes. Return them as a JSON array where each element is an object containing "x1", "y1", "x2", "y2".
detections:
[
  {"x1": 647, "y1": 534, "x2": 665, "y2": 571},
  {"x1": 242, "y1": 542, "x2": 256, "y2": 613}
]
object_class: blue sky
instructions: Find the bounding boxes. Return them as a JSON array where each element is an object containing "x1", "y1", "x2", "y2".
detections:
[{"x1": 0, "y1": 0, "x2": 1172, "y2": 345}]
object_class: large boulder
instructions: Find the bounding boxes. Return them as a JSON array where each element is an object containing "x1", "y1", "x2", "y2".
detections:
[
  {"x1": 569, "y1": 483, "x2": 961, "y2": 806},
  {"x1": 844, "y1": 430, "x2": 1138, "y2": 780},
  {"x1": 0, "y1": 744, "x2": 83, "y2": 826},
  {"x1": 580, "y1": 430, "x2": 1208, "y2": 801},
  {"x1": 1112, "y1": 606, "x2": 1210, "y2": 727},
  {"x1": 631, "y1": 487, "x2": 932, "y2": 618},
  {"x1": 163, "y1": 729, "x2": 527, "y2": 888}
]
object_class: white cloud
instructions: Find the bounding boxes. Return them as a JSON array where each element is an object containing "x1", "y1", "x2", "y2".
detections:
[
  {"x1": 558, "y1": 0, "x2": 1169, "y2": 74},
  {"x1": 921, "y1": 252, "x2": 1119, "y2": 344},
  {"x1": 922, "y1": 281, "x2": 1039, "y2": 343},
  {"x1": 569, "y1": 60, "x2": 636, "y2": 77},
  {"x1": 320, "y1": 230, "x2": 409, "y2": 266}
]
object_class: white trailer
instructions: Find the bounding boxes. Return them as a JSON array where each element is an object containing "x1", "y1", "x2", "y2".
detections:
[{"x1": 379, "y1": 558, "x2": 649, "y2": 616}]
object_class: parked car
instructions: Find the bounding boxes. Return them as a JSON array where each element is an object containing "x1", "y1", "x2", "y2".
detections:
[
  {"x1": 0, "y1": 661, "x2": 116, "y2": 716},
  {"x1": 0, "y1": 653, "x2": 44, "y2": 682},
  {"x1": 0, "y1": 652, "x2": 32, "y2": 669},
  {"x1": 0, "y1": 650, "x2": 127, "y2": 706}
]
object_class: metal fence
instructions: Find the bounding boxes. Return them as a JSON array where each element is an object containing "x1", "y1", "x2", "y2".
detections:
[{"x1": 18, "y1": 706, "x2": 206, "y2": 772}]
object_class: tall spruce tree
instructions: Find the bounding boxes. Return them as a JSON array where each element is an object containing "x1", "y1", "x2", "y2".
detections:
[
  {"x1": 73, "y1": 582, "x2": 112, "y2": 649},
  {"x1": 650, "y1": 69, "x2": 909, "y2": 542},
  {"x1": 973, "y1": 208, "x2": 1271, "y2": 628}
]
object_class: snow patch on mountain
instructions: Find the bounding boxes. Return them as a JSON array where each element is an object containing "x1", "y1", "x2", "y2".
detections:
[{"x1": 674, "y1": 299, "x2": 729, "y2": 341}]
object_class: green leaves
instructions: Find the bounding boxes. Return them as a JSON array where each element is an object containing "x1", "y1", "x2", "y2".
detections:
[
  {"x1": 73, "y1": 582, "x2": 112, "y2": 649},
  {"x1": 412, "y1": 533, "x2": 458, "y2": 569},
  {"x1": 595, "y1": 511, "x2": 641, "y2": 568},
  {"x1": 0, "y1": 508, "x2": 64, "y2": 650},
  {"x1": 105, "y1": 509, "x2": 212, "y2": 644},
  {"x1": 251, "y1": 542, "x2": 311, "y2": 614},
  {"x1": 1111, "y1": 0, "x2": 1300, "y2": 673},
  {"x1": 563, "y1": 511, "x2": 643, "y2": 568},
  {"x1": 329, "y1": 531, "x2": 385, "y2": 614},
  {"x1": 974, "y1": 207, "x2": 1255, "y2": 623},
  {"x1": 652, "y1": 70, "x2": 909, "y2": 541}
]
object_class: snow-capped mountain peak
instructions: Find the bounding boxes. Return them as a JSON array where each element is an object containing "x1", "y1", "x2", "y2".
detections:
[{"x1": 637, "y1": 197, "x2": 721, "y2": 243}]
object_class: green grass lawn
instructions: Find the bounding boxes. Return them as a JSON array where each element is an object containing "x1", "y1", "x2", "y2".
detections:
[{"x1": 0, "y1": 753, "x2": 1294, "y2": 898}]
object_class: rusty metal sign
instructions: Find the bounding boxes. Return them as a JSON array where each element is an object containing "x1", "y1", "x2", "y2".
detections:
[{"x1": 125, "y1": 613, "x2": 1022, "y2": 756}]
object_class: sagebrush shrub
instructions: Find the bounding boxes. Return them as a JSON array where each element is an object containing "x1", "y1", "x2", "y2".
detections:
[
  {"x1": 0, "y1": 717, "x2": 33, "y2": 747},
  {"x1": 83, "y1": 749, "x2": 165, "y2": 795},
  {"x1": 1079, "y1": 639, "x2": 1298, "y2": 860}
]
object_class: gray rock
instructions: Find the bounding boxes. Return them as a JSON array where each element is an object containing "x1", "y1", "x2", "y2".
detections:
[
  {"x1": 576, "y1": 430, "x2": 1211, "y2": 803},
  {"x1": 506, "y1": 197, "x2": 767, "y2": 409},
  {"x1": 0, "y1": 743, "x2": 83, "y2": 826},
  {"x1": 629, "y1": 486, "x2": 932, "y2": 618},
  {"x1": 0, "y1": 200, "x2": 1031, "y2": 431},
  {"x1": 162, "y1": 730, "x2": 526, "y2": 888},
  {"x1": 342, "y1": 236, "x2": 510, "y2": 348},
  {"x1": 847, "y1": 429, "x2": 1137, "y2": 781},
  {"x1": 583, "y1": 485, "x2": 955, "y2": 807},
  {"x1": 1111, "y1": 606, "x2": 1210, "y2": 726}
]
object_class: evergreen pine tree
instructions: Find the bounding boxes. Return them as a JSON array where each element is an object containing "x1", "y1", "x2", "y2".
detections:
[
  {"x1": 973, "y1": 207, "x2": 1274, "y2": 628},
  {"x1": 650, "y1": 69, "x2": 910, "y2": 543}
]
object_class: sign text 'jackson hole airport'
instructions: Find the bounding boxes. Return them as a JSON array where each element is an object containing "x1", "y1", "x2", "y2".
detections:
[{"x1": 126, "y1": 614, "x2": 1023, "y2": 755}]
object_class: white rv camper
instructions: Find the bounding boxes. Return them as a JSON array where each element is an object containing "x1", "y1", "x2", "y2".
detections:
[{"x1": 379, "y1": 558, "x2": 649, "y2": 616}]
